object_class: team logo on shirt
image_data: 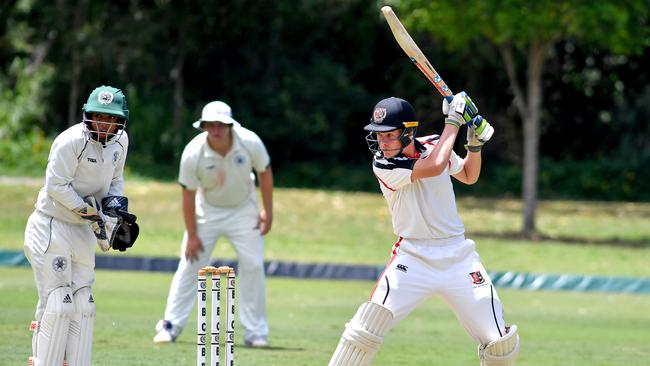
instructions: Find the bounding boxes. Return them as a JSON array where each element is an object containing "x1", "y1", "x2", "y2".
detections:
[
  {"x1": 98, "y1": 91, "x2": 114, "y2": 105},
  {"x1": 469, "y1": 271, "x2": 485, "y2": 285},
  {"x1": 234, "y1": 154, "x2": 246, "y2": 166},
  {"x1": 87, "y1": 157, "x2": 97, "y2": 163},
  {"x1": 52, "y1": 257, "x2": 67, "y2": 272},
  {"x1": 113, "y1": 151, "x2": 119, "y2": 165}
]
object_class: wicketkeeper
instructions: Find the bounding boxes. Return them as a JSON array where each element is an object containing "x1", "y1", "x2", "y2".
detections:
[
  {"x1": 24, "y1": 85, "x2": 139, "y2": 366},
  {"x1": 328, "y1": 94, "x2": 519, "y2": 366}
]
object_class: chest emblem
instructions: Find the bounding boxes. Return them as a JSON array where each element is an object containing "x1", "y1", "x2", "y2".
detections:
[
  {"x1": 112, "y1": 151, "x2": 120, "y2": 165},
  {"x1": 234, "y1": 154, "x2": 246, "y2": 166}
]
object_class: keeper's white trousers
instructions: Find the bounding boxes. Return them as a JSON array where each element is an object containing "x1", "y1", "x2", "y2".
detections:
[
  {"x1": 24, "y1": 210, "x2": 96, "y2": 323},
  {"x1": 161, "y1": 200, "x2": 268, "y2": 341},
  {"x1": 370, "y1": 236, "x2": 507, "y2": 345}
]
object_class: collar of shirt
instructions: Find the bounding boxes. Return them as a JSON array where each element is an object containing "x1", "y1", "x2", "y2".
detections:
[{"x1": 202, "y1": 128, "x2": 242, "y2": 159}]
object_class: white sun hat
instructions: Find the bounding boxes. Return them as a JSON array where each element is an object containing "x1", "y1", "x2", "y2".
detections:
[{"x1": 192, "y1": 101, "x2": 239, "y2": 130}]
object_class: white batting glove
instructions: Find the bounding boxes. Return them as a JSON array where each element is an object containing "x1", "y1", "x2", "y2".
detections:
[
  {"x1": 465, "y1": 115, "x2": 494, "y2": 152},
  {"x1": 442, "y1": 92, "x2": 479, "y2": 128}
]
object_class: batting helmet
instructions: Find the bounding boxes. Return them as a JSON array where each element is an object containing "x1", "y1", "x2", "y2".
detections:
[{"x1": 364, "y1": 97, "x2": 419, "y2": 157}]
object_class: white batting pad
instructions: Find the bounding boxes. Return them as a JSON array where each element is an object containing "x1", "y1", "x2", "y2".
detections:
[
  {"x1": 479, "y1": 325, "x2": 520, "y2": 366},
  {"x1": 328, "y1": 301, "x2": 394, "y2": 366},
  {"x1": 32, "y1": 286, "x2": 74, "y2": 366},
  {"x1": 65, "y1": 287, "x2": 96, "y2": 366}
]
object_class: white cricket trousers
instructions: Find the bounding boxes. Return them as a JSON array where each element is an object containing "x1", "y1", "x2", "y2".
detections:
[
  {"x1": 162, "y1": 201, "x2": 268, "y2": 341},
  {"x1": 370, "y1": 236, "x2": 507, "y2": 345},
  {"x1": 24, "y1": 210, "x2": 96, "y2": 324}
]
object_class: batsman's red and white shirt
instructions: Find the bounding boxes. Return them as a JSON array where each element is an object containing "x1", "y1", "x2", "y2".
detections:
[{"x1": 372, "y1": 135, "x2": 465, "y2": 240}]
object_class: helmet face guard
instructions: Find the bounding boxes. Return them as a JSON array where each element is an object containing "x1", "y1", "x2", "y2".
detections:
[
  {"x1": 82, "y1": 113, "x2": 126, "y2": 145},
  {"x1": 82, "y1": 85, "x2": 129, "y2": 145},
  {"x1": 365, "y1": 123, "x2": 417, "y2": 158}
]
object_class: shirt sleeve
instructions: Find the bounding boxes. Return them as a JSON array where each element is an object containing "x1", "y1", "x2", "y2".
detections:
[
  {"x1": 178, "y1": 144, "x2": 199, "y2": 190},
  {"x1": 250, "y1": 135, "x2": 271, "y2": 173},
  {"x1": 107, "y1": 133, "x2": 128, "y2": 196},
  {"x1": 44, "y1": 135, "x2": 86, "y2": 210},
  {"x1": 372, "y1": 158, "x2": 415, "y2": 191},
  {"x1": 448, "y1": 150, "x2": 464, "y2": 175}
]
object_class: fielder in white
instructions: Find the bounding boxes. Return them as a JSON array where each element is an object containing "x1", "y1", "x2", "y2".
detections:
[
  {"x1": 24, "y1": 85, "x2": 139, "y2": 366},
  {"x1": 328, "y1": 95, "x2": 519, "y2": 366},
  {"x1": 154, "y1": 100, "x2": 273, "y2": 348}
]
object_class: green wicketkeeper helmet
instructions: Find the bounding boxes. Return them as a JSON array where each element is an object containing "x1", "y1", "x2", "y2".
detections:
[{"x1": 82, "y1": 85, "x2": 129, "y2": 120}]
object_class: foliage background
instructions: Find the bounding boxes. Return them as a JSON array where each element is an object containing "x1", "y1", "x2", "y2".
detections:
[{"x1": 1, "y1": 0, "x2": 649, "y2": 200}]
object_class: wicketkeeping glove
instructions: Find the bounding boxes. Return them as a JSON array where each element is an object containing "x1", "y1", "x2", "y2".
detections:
[
  {"x1": 75, "y1": 196, "x2": 122, "y2": 252},
  {"x1": 102, "y1": 196, "x2": 139, "y2": 252},
  {"x1": 442, "y1": 91, "x2": 479, "y2": 128},
  {"x1": 464, "y1": 115, "x2": 494, "y2": 152}
]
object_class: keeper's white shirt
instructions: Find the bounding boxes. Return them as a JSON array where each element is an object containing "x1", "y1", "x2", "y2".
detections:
[
  {"x1": 372, "y1": 135, "x2": 465, "y2": 240},
  {"x1": 178, "y1": 125, "x2": 270, "y2": 211},
  {"x1": 34, "y1": 123, "x2": 128, "y2": 225}
]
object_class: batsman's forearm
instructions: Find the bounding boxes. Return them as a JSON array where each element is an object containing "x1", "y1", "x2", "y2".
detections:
[
  {"x1": 427, "y1": 125, "x2": 459, "y2": 173},
  {"x1": 462, "y1": 152, "x2": 482, "y2": 184}
]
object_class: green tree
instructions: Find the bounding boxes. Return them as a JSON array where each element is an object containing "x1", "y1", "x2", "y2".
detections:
[{"x1": 395, "y1": 0, "x2": 649, "y2": 237}]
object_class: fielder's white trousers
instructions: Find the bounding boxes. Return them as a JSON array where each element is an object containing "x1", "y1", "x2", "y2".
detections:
[
  {"x1": 370, "y1": 236, "x2": 507, "y2": 345},
  {"x1": 161, "y1": 199, "x2": 268, "y2": 341}
]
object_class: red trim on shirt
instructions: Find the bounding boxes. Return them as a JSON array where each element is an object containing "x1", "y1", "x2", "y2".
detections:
[
  {"x1": 374, "y1": 173, "x2": 396, "y2": 192},
  {"x1": 369, "y1": 237, "x2": 402, "y2": 300}
]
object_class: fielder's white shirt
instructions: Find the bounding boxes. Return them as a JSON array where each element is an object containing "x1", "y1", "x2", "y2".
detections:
[
  {"x1": 372, "y1": 135, "x2": 465, "y2": 240},
  {"x1": 178, "y1": 125, "x2": 270, "y2": 212},
  {"x1": 34, "y1": 123, "x2": 128, "y2": 225}
]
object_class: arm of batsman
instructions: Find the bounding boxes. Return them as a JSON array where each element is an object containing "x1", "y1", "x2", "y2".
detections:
[{"x1": 442, "y1": 91, "x2": 479, "y2": 128}]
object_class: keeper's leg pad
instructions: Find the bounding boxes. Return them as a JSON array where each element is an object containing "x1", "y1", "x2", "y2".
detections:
[
  {"x1": 65, "y1": 287, "x2": 96, "y2": 366},
  {"x1": 31, "y1": 286, "x2": 74, "y2": 366},
  {"x1": 478, "y1": 325, "x2": 520, "y2": 366},
  {"x1": 328, "y1": 301, "x2": 394, "y2": 366}
]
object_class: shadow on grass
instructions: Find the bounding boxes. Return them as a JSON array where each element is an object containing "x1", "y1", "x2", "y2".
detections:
[{"x1": 469, "y1": 230, "x2": 650, "y2": 248}]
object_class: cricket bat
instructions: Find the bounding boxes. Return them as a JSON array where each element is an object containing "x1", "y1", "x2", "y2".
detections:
[{"x1": 381, "y1": 6, "x2": 453, "y2": 98}]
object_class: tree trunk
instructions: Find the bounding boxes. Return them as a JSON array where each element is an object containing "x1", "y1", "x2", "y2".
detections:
[
  {"x1": 499, "y1": 41, "x2": 551, "y2": 239},
  {"x1": 172, "y1": 50, "x2": 185, "y2": 131},
  {"x1": 67, "y1": 49, "x2": 81, "y2": 126},
  {"x1": 66, "y1": 2, "x2": 84, "y2": 126},
  {"x1": 521, "y1": 41, "x2": 550, "y2": 238}
]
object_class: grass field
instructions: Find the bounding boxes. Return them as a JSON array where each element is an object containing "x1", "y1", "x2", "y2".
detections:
[
  {"x1": 2, "y1": 178, "x2": 649, "y2": 276},
  {"x1": 2, "y1": 267, "x2": 649, "y2": 366},
  {"x1": 2, "y1": 178, "x2": 650, "y2": 365}
]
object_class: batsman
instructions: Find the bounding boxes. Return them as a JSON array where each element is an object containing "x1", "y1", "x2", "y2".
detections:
[
  {"x1": 23, "y1": 85, "x2": 139, "y2": 365},
  {"x1": 328, "y1": 94, "x2": 519, "y2": 366}
]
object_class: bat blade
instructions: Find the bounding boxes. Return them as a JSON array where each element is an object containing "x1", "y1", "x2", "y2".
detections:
[{"x1": 381, "y1": 6, "x2": 452, "y2": 97}]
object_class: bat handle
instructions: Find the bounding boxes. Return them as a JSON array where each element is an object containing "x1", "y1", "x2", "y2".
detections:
[{"x1": 444, "y1": 96, "x2": 453, "y2": 102}]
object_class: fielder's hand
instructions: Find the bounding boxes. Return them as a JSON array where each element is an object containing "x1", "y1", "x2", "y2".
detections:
[
  {"x1": 185, "y1": 234, "x2": 204, "y2": 263},
  {"x1": 465, "y1": 115, "x2": 494, "y2": 152},
  {"x1": 442, "y1": 91, "x2": 479, "y2": 128},
  {"x1": 75, "y1": 196, "x2": 122, "y2": 252}
]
